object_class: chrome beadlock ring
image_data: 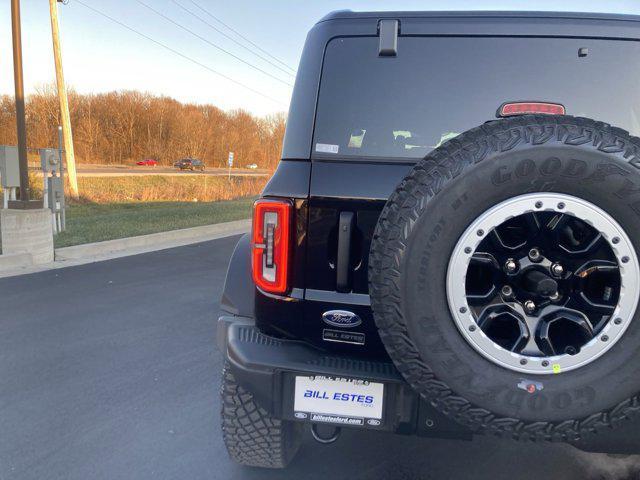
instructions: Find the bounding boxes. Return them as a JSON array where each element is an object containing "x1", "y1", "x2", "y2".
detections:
[{"x1": 447, "y1": 193, "x2": 639, "y2": 375}]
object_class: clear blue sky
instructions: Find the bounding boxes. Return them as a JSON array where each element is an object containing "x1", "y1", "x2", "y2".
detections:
[{"x1": 1, "y1": 0, "x2": 640, "y2": 116}]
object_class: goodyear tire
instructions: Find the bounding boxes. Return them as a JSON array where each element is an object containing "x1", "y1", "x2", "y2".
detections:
[{"x1": 369, "y1": 115, "x2": 640, "y2": 441}]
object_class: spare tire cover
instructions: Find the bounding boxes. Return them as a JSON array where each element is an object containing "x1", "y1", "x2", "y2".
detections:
[{"x1": 369, "y1": 115, "x2": 640, "y2": 441}]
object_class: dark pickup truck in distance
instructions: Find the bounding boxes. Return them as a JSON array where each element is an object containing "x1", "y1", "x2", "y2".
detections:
[
  {"x1": 218, "y1": 10, "x2": 640, "y2": 468},
  {"x1": 175, "y1": 158, "x2": 204, "y2": 171}
]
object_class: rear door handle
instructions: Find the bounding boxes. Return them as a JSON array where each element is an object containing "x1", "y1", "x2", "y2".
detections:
[{"x1": 336, "y1": 212, "x2": 355, "y2": 293}]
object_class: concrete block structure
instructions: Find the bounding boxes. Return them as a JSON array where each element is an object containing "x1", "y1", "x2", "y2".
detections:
[{"x1": 1, "y1": 208, "x2": 53, "y2": 266}]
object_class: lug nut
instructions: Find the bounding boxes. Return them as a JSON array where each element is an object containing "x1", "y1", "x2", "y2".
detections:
[
  {"x1": 524, "y1": 300, "x2": 536, "y2": 314},
  {"x1": 551, "y1": 263, "x2": 564, "y2": 277},
  {"x1": 501, "y1": 285, "x2": 514, "y2": 298},
  {"x1": 529, "y1": 248, "x2": 542, "y2": 262},
  {"x1": 505, "y1": 258, "x2": 518, "y2": 273}
]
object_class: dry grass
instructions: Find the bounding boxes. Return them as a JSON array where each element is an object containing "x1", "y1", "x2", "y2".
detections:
[
  {"x1": 1, "y1": 174, "x2": 268, "y2": 204},
  {"x1": 73, "y1": 175, "x2": 268, "y2": 203}
]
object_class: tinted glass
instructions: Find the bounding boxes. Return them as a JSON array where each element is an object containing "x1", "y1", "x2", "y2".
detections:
[{"x1": 313, "y1": 36, "x2": 640, "y2": 160}]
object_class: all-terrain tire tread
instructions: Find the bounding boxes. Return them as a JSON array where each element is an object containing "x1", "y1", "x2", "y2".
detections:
[{"x1": 220, "y1": 361, "x2": 301, "y2": 468}]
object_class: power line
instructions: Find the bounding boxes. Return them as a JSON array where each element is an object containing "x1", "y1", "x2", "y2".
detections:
[
  {"x1": 73, "y1": 0, "x2": 286, "y2": 106},
  {"x1": 132, "y1": 0, "x2": 293, "y2": 87},
  {"x1": 187, "y1": 0, "x2": 296, "y2": 74},
  {"x1": 169, "y1": 0, "x2": 294, "y2": 79}
]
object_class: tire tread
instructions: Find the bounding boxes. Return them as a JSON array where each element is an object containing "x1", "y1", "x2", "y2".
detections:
[{"x1": 221, "y1": 361, "x2": 301, "y2": 468}]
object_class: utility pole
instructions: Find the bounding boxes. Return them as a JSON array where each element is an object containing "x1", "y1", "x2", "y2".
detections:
[
  {"x1": 10, "y1": 0, "x2": 41, "y2": 208},
  {"x1": 10, "y1": 0, "x2": 31, "y2": 207},
  {"x1": 49, "y1": 0, "x2": 78, "y2": 199}
]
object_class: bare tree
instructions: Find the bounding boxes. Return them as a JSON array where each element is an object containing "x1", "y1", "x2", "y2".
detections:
[{"x1": 0, "y1": 89, "x2": 285, "y2": 169}]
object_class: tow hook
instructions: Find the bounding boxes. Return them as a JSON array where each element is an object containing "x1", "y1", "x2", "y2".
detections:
[{"x1": 311, "y1": 424, "x2": 342, "y2": 444}]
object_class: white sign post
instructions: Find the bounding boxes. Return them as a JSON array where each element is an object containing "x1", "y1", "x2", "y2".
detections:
[{"x1": 227, "y1": 151, "x2": 234, "y2": 180}]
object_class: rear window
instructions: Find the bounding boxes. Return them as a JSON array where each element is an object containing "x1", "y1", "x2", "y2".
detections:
[{"x1": 313, "y1": 36, "x2": 640, "y2": 160}]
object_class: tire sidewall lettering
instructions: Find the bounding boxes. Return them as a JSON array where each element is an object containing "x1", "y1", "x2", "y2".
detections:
[
  {"x1": 506, "y1": 389, "x2": 596, "y2": 413},
  {"x1": 492, "y1": 157, "x2": 597, "y2": 186},
  {"x1": 540, "y1": 157, "x2": 562, "y2": 176}
]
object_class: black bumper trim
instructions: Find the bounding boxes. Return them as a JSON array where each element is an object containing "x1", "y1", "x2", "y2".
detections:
[
  {"x1": 218, "y1": 315, "x2": 472, "y2": 437},
  {"x1": 219, "y1": 315, "x2": 405, "y2": 427},
  {"x1": 221, "y1": 315, "x2": 402, "y2": 383}
]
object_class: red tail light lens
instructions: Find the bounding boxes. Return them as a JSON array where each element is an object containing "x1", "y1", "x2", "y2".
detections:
[
  {"x1": 498, "y1": 101, "x2": 565, "y2": 117},
  {"x1": 251, "y1": 198, "x2": 292, "y2": 294}
]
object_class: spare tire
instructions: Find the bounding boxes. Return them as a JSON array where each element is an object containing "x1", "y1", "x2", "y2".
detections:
[{"x1": 369, "y1": 115, "x2": 640, "y2": 441}]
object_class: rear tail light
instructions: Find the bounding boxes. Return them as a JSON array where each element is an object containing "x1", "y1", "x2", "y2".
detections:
[
  {"x1": 498, "y1": 101, "x2": 565, "y2": 117},
  {"x1": 251, "y1": 198, "x2": 292, "y2": 294}
]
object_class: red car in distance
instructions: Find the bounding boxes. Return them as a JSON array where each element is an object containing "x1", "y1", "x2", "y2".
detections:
[{"x1": 136, "y1": 158, "x2": 158, "y2": 166}]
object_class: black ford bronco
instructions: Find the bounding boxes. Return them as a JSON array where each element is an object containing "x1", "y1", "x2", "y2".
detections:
[{"x1": 218, "y1": 10, "x2": 640, "y2": 468}]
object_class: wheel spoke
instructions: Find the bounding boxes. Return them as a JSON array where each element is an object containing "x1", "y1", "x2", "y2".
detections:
[
  {"x1": 477, "y1": 304, "x2": 529, "y2": 352},
  {"x1": 536, "y1": 307, "x2": 594, "y2": 356},
  {"x1": 523, "y1": 212, "x2": 541, "y2": 236},
  {"x1": 571, "y1": 259, "x2": 619, "y2": 317},
  {"x1": 520, "y1": 331, "x2": 547, "y2": 356},
  {"x1": 466, "y1": 252, "x2": 501, "y2": 306},
  {"x1": 470, "y1": 252, "x2": 500, "y2": 269},
  {"x1": 559, "y1": 230, "x2": 604, "y2": 256},
  {"x1": 546, "y1": 213, "x2": 570, "y2": 232},
  {"x1": 467, "y1": 285, "x2": 498, "y2": 305},
  {"x1": 489, "y1": 229, "x2": 522, "y2": 251},
  {"x1": 490, "y1": 213, "x2": 540, "y2": 251},
  {"x1": 575, "y1": 292, "x2": 616, "y2": 314},
  {"x1": 574, "y1": 259, "x2": 619, "y2": 276}
]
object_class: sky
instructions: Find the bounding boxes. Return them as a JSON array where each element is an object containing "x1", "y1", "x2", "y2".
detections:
[{"x1": 1, "y1": 0, "x2": 640, "y2": 117}]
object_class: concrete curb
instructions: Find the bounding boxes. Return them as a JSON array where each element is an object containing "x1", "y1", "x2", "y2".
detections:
[{"x1": 0, "y1": 218, "x2": 250, "y2": 279}]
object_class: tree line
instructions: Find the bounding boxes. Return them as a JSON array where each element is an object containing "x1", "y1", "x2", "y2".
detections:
[{"x1": 0, "y1": 87, "x2": 286, "y2": 169}]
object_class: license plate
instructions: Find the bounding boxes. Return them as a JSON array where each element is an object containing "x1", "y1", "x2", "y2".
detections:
[{"x1": 293, "y1": 375, "x2": 384, "y2": 426}]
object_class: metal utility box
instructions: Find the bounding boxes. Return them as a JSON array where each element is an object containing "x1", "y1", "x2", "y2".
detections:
[
  {"x1": 0, "y1": 145, "x2": 20, "y2": 188},
  {"x1": 47, "y1": 176, "x2": 65, "y2": 214},
  {"x1": 40, "y1": 148, "x2": 61, "y2": 174}
]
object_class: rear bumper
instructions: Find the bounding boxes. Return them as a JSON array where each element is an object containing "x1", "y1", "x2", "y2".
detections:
[
  {"x1": 217, "y1": 315, "x2": 640, "y2": 452},
  {"x1": 217, "y1": 314, "x2": 471, "y2": 437}
]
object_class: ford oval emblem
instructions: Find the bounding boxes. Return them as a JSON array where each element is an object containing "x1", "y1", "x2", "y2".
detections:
[{"x1": 322, "y1": 310, "x2": 362, "y2": 328}]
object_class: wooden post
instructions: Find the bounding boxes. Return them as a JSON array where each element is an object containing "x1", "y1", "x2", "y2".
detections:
[
  {"x1": 10, "y1": 0, "x2": 31, "y2": 204},
  {"x1": 49, "y1": 0, "x2": 78, "y2": 199}
]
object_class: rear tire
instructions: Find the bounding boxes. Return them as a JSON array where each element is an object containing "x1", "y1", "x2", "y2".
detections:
[{"x1": 220, "y1": 361, "x2": 302, "y2": 468}]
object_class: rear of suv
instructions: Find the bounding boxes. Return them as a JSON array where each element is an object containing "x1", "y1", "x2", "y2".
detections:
[{"x1": 218, "y1": 10, "x2": 640, "y2": 468}]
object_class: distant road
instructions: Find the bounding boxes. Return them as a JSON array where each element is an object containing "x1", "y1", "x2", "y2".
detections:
[{"x1": 29, "y1": 164, "x2": 270, "y2": 178}]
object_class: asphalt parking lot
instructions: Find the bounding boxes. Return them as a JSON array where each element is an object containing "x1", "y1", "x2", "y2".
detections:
[{"x1": 1, "y1": 235, "x2": 639, "y2": 480}]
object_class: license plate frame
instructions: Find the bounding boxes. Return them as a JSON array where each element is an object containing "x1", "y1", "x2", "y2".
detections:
[{"x1": 293, "y1": 375, "x2": 385, "y2": 427}]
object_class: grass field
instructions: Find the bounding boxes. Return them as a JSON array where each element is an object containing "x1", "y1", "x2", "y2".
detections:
[
  {"x1": 0, "y1": 175, "x2": 265, "y2": 249},
  {"x1": 74, "y1": 175, "x2": 268, "y2": 203},
  {"x1": 2, "y1": 174, "x2": 268, "y2": 203},
  {"x1": 53, "y1": 197, "x2": 255, "y2": 248}
]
